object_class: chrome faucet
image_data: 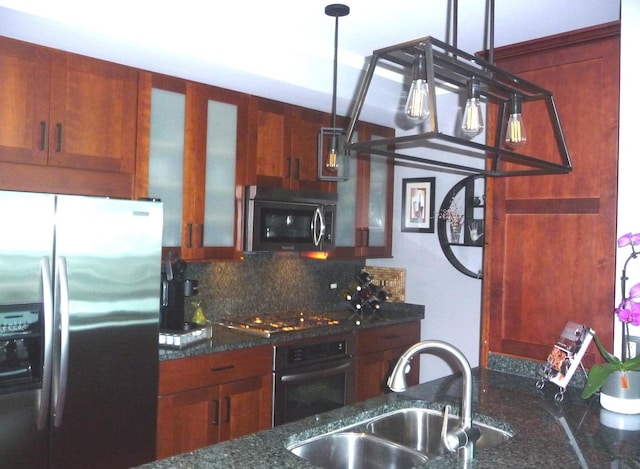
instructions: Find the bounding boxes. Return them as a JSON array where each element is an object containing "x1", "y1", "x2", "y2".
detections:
[{"x1": 387, "y1": 340, "x2": 479, "y2": 461}]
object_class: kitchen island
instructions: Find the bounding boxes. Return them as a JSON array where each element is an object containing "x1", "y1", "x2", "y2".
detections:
[{"x1": 138, "y1": 364, "x2": 640, "y2": 468}]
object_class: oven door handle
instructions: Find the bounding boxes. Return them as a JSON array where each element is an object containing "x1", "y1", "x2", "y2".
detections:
[{"x1": 280, "y1": 360, "x2": 351, "y2": 383}]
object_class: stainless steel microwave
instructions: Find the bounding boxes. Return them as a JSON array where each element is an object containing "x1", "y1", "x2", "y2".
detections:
[{"x1": 244, "y1": 186, "x2": 337, "y2": 252}]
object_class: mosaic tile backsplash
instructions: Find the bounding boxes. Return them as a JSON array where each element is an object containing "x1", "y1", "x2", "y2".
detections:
[{"x1": 183, "y1": 252, "x2": 366, "y2": 323}]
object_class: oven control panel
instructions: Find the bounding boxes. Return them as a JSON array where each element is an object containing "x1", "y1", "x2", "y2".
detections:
[
  {"x1": 274, "y1": 333, "x2": 355, "y2": 371},
  {"x1": 287, "y1": 339, "x2": 347, "y2": 365}
]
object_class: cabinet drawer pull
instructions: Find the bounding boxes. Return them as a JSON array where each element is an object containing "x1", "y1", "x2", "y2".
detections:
[
  {"x1": 294, "y1": 158, "x2": 300, "y2": 180},
  {"x1": 187, "y1": 223, "x2": 193, "y2": 248},
  {"x1": 210, "y1": 364, "x2": 235, "y2": 372},
  {"x1": 55, "y1": 123, "x2": 63, "y2": 152},
  {"x1": 212, "y1": 398, "x2": 220, "y2": 426},
  {"x1": 382, "y1": 335, "x2": 400, "y2": 340},
  {"x1": 39, "y1": 121, "x2": 47, "y2": 151},
  {"x1": 224, "y1": 396, "x2": 231, "y2": 423}
]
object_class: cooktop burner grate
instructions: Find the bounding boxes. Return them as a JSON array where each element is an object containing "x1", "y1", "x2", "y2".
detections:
[{"x1": 219, "y1": 311, "x2": 346, "y2": 337}]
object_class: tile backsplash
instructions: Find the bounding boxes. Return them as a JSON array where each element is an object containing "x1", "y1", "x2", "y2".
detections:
[{"x1": 184, "y1": 252, "x2": 365, "y2": 323}]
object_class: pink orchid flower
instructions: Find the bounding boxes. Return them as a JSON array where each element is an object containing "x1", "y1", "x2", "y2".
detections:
[
  {"x1": 618, "y1": 232, "x2": 640, "y2": 247},
  {"x1": 616, "y1": 293, "x2": 640, "y2": 326}
]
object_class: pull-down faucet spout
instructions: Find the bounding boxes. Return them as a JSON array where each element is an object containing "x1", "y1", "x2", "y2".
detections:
[{"x1": 387, "y1": 340, "x2": 478, "y2": 459}]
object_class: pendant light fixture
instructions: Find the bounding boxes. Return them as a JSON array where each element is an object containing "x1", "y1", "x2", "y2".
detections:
[
  {"x1": 318, "y1": 3, "x2": 351, "y2": 181},
  {"x1": 344, "y1": 0, "x2": 572, "y2": 177}
]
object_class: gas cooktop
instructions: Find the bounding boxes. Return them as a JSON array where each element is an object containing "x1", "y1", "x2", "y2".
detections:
[{"x1": 219, "y1": 311, "x2": 348, "y2": 338}]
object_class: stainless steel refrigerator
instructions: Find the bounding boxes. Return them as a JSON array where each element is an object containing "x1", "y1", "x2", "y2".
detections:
[{"x1": 0, "y1": 191, "x2": 163, "y2": 468}]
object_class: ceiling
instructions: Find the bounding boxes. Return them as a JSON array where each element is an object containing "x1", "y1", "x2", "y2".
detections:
[{"x1": 0, "y1": 1, "x2": 620, "y2": 125}]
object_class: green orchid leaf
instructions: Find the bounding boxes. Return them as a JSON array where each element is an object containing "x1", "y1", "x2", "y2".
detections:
[
  {"x1": 622, "y1": 354, "x2": 640, "y2": 371},
  {"x1": 581, "y1": 363, "x2": 619, "y2": 399},
  {"x1": 592, "y1": 333, "x2": 623, "y2": 365}
]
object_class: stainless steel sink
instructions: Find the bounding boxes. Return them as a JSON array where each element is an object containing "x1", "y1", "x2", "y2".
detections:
[
  {"x1": 366, "y1": 408, "x2": 512, "y2": 457},
  {"x1": 289, "y1": 431, "x2": 429, "y2": 469},
  {"x1": 288, "y1": 407, "x2": 512, "y2": 467}
]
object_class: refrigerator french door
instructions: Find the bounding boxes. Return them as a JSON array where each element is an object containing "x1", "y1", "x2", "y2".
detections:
[{"x1": 0, "y1": 191, "x2": 163, "y2": 468}]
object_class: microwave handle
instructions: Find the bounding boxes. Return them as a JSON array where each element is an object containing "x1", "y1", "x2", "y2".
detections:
[{"x1": 312, "y1": 207, "x2": 326, "y2": 247}]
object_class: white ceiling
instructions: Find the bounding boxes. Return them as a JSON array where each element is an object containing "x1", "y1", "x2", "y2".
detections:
[{"x1": 0, "y1": 1, "x2": 620, "y2": 125}]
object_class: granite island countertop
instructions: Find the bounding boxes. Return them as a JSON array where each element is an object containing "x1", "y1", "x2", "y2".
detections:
[{"x1": 137, "y1": 367, "x2": 640, "y2": 468}]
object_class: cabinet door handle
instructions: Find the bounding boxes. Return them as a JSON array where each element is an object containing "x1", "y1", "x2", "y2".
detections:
[
  {"x1": 187, "y1": 224, "x2": 193, "y2": 248},
  {"x1": 210, "y1": 364, "x2": 235, "y2": 373},
  {"x1": 39, "y1": 121, "x2": 47, "y2": 151},
  {"x1": 212, "y1": 399, "x2": 220, "y2": 426},
  {"x1": 55, "y1": 123, "x2": 63, "y2": 152},
  {"x1": 294, "y1": 158, "x2": 300, "y2": 180},
  {"x1": 224, "y1": 396, "x2": 231, "y2": 423},
  {"x1": 199, "y1": 224, "x2": 204, "y2": 248},
  {"x1": 286, "y1": 157, "x2": 292, "y2": 178}
]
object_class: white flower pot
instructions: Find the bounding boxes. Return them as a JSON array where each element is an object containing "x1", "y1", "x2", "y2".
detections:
[{"x1": 600, "y1": 371, "x2": 640, "y2": 414}]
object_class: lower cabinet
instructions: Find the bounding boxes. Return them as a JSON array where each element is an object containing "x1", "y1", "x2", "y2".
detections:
[
  {"x1": 355, "y1": 322, "x2": 421, "y2": 402},
  {"x1": 156, "y1": 345, "x2": 273, "y2": 460}
]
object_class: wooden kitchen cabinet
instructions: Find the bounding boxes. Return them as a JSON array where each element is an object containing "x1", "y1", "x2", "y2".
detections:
[
  {"x1": 156, "y1": 345, "x2": 272, "y2": 459},
  {"x1": 247, "y1": 96, "x2": 334, "y2": 192},
  {"x1": 331, "y1": 121, "x2": 395, "y2": 259},
  {"x1": 482, "y1": 23, "x2": 620, "y2": 367},
  {"x1": 355, "y1": 322, "x2": 420, "y2": 401},
  {"x1": 0, "y1": 35, "x2": 137, "y2": 197},
  {"x1": 135, "y1": 73, "x2": 249, "y2": 261}
]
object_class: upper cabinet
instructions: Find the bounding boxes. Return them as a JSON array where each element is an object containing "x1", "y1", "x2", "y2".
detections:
[
  {"x1": 135, "y1": 73, "x2": 248, "y2": 261},
  {"x1": 332, "y1": 122, "x2": 394, "y2": 259},
  {"x1": 247, "y1": 97, "x2": 334, "y2": 193},
  {"x1": 0, "y1": 36, "x2": 137, "y2": 197}
]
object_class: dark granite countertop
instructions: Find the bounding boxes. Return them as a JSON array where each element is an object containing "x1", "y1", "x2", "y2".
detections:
[
  {"x1": 159, "y1": 303, "x2": 424, "y2": 361},
  {"x1": 138, "y1": 367, "x2": 640, "y2": 468}
]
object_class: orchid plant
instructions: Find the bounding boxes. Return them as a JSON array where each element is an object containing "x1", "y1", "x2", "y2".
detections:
[{"x1": 581, "y1": 232, "x2": 640, "y2": 399}]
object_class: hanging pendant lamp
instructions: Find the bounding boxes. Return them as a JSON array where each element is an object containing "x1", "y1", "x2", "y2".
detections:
[
  {"x1": 344, "y1": 1, "x2": 572, "y2": 177},
  {"x1": 318, "y1": 3, "x2": 351, "y2": 181}
]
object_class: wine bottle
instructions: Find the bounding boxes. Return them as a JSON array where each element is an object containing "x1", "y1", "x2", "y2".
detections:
[{"x1": 357, "y1": 271, "x2": 372, "y2": 285}]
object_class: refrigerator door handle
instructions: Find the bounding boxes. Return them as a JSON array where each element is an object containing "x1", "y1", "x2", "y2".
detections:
[
  {"x1": 37, "y1": 257, "x2": 54, "y2": 431},
  {"x1": 53, "y1": 257, "x2": 70, "y2": 427}
]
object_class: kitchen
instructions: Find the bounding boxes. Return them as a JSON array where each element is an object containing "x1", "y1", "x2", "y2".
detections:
[{"x1": 0, "y1": 0, "x2": 637, "y2": 467}]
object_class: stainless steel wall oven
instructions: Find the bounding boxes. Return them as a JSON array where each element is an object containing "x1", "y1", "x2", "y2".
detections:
[{"x1": 273, "y1": 333, "x2": 355, "y2": 426}]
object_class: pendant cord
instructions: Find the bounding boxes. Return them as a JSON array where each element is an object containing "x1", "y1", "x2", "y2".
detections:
[{"x1": 331, "y1": 15, "x2": 339, "y2": 129}]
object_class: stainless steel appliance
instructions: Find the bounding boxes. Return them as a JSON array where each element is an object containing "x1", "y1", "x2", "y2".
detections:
[
  {"x1": 220, "y1": 311, "x2": 346, "y2": 338},
  {"x1": 0, "y1": 191, "x2": 163, "y2": 468},
  {"x1": 244, "y1": 185, "x2": 337, "y2": 252},
  {"x1": 273, "y1": 333, "x2": 355, "y2": 426}
]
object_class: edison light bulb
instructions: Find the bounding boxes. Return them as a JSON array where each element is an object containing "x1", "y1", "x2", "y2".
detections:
[
  {"x1": 505, "y1": 93, "x2": 526, "y2": 147},
  {"x1": 404, "y1": 53, "x2": 429, "y2": 122},
  {"x1": 461, "y1": 78, "x2": 484, "y2": 137},
  {"x1": 326, "y1": 134, "x2": 338, "y2": 172}
]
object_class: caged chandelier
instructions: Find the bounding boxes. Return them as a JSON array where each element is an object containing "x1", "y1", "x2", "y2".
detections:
[{"x1": 344, "y1": 1, "x2": 572, "y2": 178}]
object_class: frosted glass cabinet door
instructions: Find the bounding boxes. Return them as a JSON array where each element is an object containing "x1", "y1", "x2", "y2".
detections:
[
  {"x1": 202, "y1": 100, "x2": 237, "y2": 247},
  {"x1": 336, "y1": 152, "x2": 358, "y2": 247},
  {"x1": 367, "y1": 151, "x2": 387, "y2": 247},
  {"x1": 148, "y1": 88, "x2": 185, "y2": 247}
]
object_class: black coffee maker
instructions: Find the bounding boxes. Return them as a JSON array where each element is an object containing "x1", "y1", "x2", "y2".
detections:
[{"x1": 160, "y1": 255, "x2": 199, "y2": 330}]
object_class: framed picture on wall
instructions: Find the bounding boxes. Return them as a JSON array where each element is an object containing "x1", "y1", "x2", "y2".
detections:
[{"x1": 401, "y1": 177, "x2": 435, "y2": 233}]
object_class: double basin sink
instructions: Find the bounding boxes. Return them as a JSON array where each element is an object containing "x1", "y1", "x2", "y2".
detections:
[{"x1": 288, "y1": 407, "x2": 513, "y2": 468}]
